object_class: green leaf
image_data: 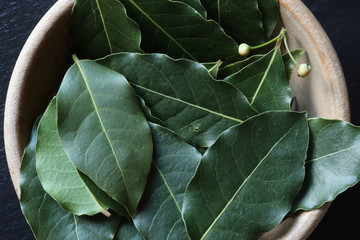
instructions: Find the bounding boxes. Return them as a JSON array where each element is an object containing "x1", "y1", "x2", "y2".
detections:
[
  {"x1": 172, "y1": 0, "x2": 207, "y2": 18},
  {"x1": 36, "y1": 98, "x2": 110, "y2": 216},
  {"x1": 257, "y1": 0, "x2": 279, "y2": 38},
  {"x1": 98, "y1": 53, "x2": 257, "y2": 147},
  {"x1": 292, "y1": 118, "x2": 360, "y2": 211},
  {"x1": 114, "y1": 219, "x2": 144, "y2": 240},
  {"x1": 137, "y1": 97, "x2": 166, "y2": 127},
  {"x1": 56, "y1": 58, "x2": 153, "y2": 217},
  {"x1": 200, "y1": 0, "x2": 264, "y2": 44},
  {"x1": 71, "y1": 0, "x2": 142, "y2": 59},
  {"x1": 282, "y1": 49, "x2": 304, "y2": 80},
  {"x1": 78, "y1": 171, "x2": 132, "y2": 219},
  {"x1": 217, "y1": 54, "x2": 263, "y2": 79},
  {"x1": 120, "y1": 0, "x2": 239, "y2": 62},
  {"x1": 224, "y1": 47, "x2": 291, "y2": 112},
  {"x1": 20, "y1": 121, "x2": 120, "y2": 240},
  {"x1": 182, "y1": 111, "x2": 308, "y2": 240},
  {"x1": 133, "y1": 123, "x2": 201, "y2": 239}
]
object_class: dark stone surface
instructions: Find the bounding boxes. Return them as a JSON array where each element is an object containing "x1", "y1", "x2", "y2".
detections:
[
  {"x1": 0, "y1": 0, "x2": 359, "y2": 239},
  {"x1": 0, "y1": 1, "x2": 57, "y2": 239}
]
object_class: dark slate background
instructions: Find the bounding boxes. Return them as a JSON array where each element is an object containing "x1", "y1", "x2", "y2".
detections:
[{"x1": 0, "y1": 0, "x2": 359, "y2": 239}]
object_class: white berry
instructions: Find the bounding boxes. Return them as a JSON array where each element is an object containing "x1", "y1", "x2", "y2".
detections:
[
  {"x1": 238, "y1": 43, "x2": 250, "y2": 57},
  {"x1": 298, "y1": 63, "x2": 311, "y2": 77}
]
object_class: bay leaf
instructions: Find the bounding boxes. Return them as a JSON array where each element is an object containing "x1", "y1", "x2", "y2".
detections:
[
  {"x1": 71, "y1": 0, "x2": 142, "y2": 59},
  {"x1": 20, "y1": 120, "x2": 120, "y2": 240},
  {"x1": 133, "y1": 123, "x2": 201, "y2": 239},
  {"x1": 292, "y1": 118, "x2": 360, "y2": 211},
  {"x1": 114, "y1": 219, "x2": 144, "y2": 240},
  {"x1": 78, "y1": 171, "x2": 132, "y2": 219},
  {"x1": 257, "y1": 0, "x2": 279, "y2": 38},
  {"x1": 182, "y1": 111, "x2": 308, "y2": 240},
  {"x1": 98, "y1": 53, "x2": 257, "y2": 147},
  {"x1": 200, "y1": 0, "x2": 264, "y2": 45},
  {"x1": 36, "y1": 98, "x2": 110, "y2": 216},
  {"x1": 56, "y1": 58, "x2": 153, "y2": 217},
  {"x1": 120, "y1": 0, "x2": 239, "y2": 63},
  {"x1": 224, "y1": 47, "x2": 291, "y2": 112}
]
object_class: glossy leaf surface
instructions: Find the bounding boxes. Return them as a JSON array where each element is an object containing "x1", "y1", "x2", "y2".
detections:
[
  {"x1": 114, "y1": 219, "x2": 144, "y2": 240},
  {"x1": 98, "y1": 53, "x2": 257, "y2": 147},
  {"x1": 134, "y1": 123, "x2": 201, "y2": 239},
  {"x1": 20, "y1": 122, "x2": 120, "y2": 240},
  {"x1": 36, "y1": 98, "x2": 109, "y2": 216},
  {"x1": 224, "y1": 48, "x2": 291, "y2": 112},
  {"x1": 71, "y1": 0, "x2": 142, "y2": 59},
  {"x1": 78, "y1": 172, "x2": 131, "y2": 219},
  {"x1": 182, "y1": 111, "x2": 308, "y2": 240},
  {"x1": 293, "y1": 118, "x2": 360, "y2": 211},
  {"x1": 257, "y1": 0, "x2": 279, "y2": 38},
  {"x1": 173, "y1": 0, "x2": 207, "y2": 18},
  {"x1": 57, "y1": 59, "x2": 153, "y2": 216},
  {"x1": 121, "y1": 0, "x2": 239, "y2": 62},
  {"x1": 200, "y1": 0, "x2": 264, "y2": 44}
]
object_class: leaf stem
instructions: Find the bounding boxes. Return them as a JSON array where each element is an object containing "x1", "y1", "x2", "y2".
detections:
[
  {"x1": 208, "y1": 60, "x2": 223, "y2": 73},
  {"x1": 72, "y1": 54, "x2": 80, "y2": 64},
  {"x1": 100, "y1": 209, "x2": 112, "y2": 218},
  {"x1": 249, "y1": 28, "x2": 286, "y2": 50},
  {"x1": 283, "y1": 34, "x2": 299, "y2": 66}
]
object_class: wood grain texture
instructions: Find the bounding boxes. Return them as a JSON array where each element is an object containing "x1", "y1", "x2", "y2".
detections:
[
  {"x1": 4, "y1": 0, "x2": 74, "y2": 197},
  {"x1": 3, "y1": 0, "x2": 350, "y2": 239}
]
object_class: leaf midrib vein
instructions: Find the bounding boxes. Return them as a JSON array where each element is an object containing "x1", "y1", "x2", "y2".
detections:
[
  {"x1": 154, "y1": 161, "x2": 182, "y2": 213},
  {"x1": 130, "y1": 83, "x2": 243, "y2": 123},
  {"x1": 200, "y1": 123, "x2": 295, "y2": 240},
  {"x1": 75, "y1": 60, "x2": 129, "y2": 205},
  {"x1": 306, "y1": 145, "x2": 360, "y2": 163},
  {"x1": 73, "y1": 215, "x2": 80, "y2": 240},
  {"x1": 95, "y1": 0, "x2": 113, "y2": 53},
  {"x1": 251, "y1": 47, "x2": 279, "y2": 105},
  {"x1": 128, "y1": 0, "x2": 196, "y2": 61}
]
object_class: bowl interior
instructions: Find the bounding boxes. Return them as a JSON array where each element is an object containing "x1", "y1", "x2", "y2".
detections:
[{"x1": 4, "y1": 0, "x2": 349, "y2": 239}]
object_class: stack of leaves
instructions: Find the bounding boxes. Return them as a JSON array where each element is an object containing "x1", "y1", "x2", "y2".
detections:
[{"x1": 19, "y1": 0, "x2": 360, "y2": 239}]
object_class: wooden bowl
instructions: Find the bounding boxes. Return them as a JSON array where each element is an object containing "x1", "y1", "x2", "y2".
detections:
[{"x1": 4, "y1": 0, "x2": 350, "y2": 239}]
